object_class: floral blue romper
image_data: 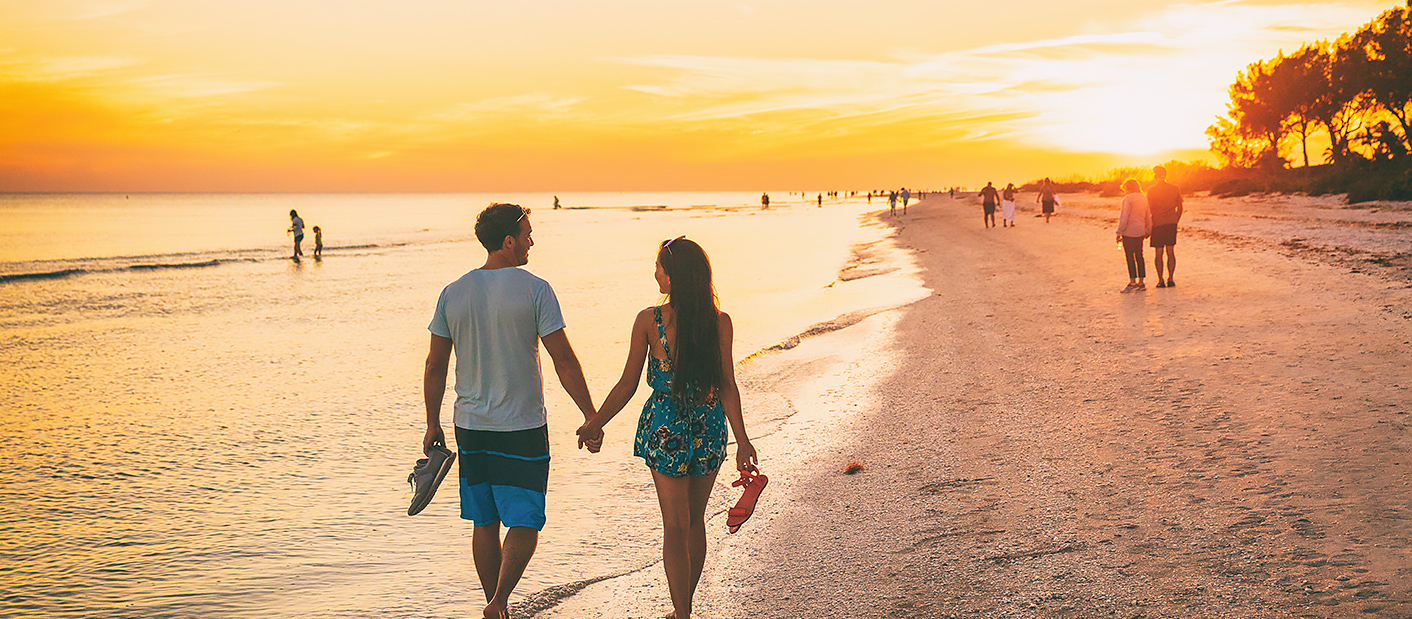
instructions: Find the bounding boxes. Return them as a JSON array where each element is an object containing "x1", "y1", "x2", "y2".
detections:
[{"x1": 633, "y1": 307, "x2": 729, "y2": 477}]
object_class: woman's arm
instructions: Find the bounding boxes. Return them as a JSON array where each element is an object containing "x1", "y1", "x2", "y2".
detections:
[
  {"x1": 718, "y1": 311, "x2": 757, "y2": 470},
  {"x1": 577, "y1": 308, "x2": 652, "y2": 447}
]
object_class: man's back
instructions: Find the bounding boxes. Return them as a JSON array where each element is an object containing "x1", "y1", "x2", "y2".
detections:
[
  {"x1": 1147, "y1": 181, "x2": 1183, "y2": 226},
  {"x1": 981, "y1": 186, "x2": 998, "y2": 203},
  {"x1": 429, "y1": 267, "x2": 564, "y2": 431}
]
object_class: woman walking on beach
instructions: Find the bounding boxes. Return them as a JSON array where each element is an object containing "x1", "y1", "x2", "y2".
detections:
[
  {"x1": 1001, "y1": 183, "x2": 1017, "y2": 227},
  {"x1": 1116, "y1": 179, "x2": 1152, "y2": 293},
  {"x1": 577, "y1": 236, "x2": 758, "y2": 619}
]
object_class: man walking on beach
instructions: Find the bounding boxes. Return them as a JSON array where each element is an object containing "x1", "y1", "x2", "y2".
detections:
[
  {"x1": 1146, "y1": 166, "x2": 1184, "y2": 287},
  {"x1": 901, "y1": 187, "x2": 911, "y2": 214},
  {"x1": 979, "y1": 182, "x2": 999, "y2": 228},
  {"x1": 422, "y1": 202, "x2": 598, "y2": 619}
]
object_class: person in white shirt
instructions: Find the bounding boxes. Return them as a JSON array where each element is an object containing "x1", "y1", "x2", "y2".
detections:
[
  {"x1": 287, "y1": 210, "x2": 304, "y2": 259},
  {"x1": 422, "y1": 203, "x2": 597, "y2": 619},
  {"x1": 1115, "y1": 179, "x2": 1153, "y2": 293}
]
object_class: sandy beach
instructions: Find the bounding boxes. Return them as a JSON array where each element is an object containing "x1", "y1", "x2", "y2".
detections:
[{"x1": 529, "y1": 190, "x2": 1412, "y2": 618}]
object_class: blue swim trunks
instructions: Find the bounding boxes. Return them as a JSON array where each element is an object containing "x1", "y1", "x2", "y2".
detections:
[{"x1": 455, "y1": 425, "x2": 549, "y2": 530}]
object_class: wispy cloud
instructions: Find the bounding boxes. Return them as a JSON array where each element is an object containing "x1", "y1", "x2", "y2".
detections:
[
  {"x1": 612, "y1": 1, "x2": 1381, "y2": 155},
  {"x1": 128, "y1": 74, "x2": 279, "y2": 98},
  {"x1": 442, "y1": 94, "x2": 584, "y2": 118},
  {"x1": 0, "y1": 54, "x2": 139, "y2": 82}
]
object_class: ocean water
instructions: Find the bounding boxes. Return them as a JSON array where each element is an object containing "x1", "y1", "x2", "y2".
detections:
[{"x1": 0, "y1": 192, "x2": 922, "y2": 617}]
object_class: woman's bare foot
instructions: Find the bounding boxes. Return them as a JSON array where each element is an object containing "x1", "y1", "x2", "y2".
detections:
[{"x1": 483, "y1": 602, "x2": 509, "y2": 619}]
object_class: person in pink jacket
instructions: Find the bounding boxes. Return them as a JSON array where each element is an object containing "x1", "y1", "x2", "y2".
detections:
[{"x1": 1115, "y1": 179, "x2": 1152, "y2": 293}]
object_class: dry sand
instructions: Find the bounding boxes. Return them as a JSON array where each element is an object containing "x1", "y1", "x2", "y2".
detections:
[{"x1": 533, "y1": 192, "x2": 1412, "y2": 618}]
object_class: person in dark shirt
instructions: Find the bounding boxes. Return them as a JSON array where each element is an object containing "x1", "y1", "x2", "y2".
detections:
[{"x1": 1145, "y1": 166, "x2": 1185, "y2": 288}]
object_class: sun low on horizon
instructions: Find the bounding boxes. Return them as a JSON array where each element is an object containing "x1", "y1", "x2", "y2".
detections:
[{"x1": 0, "y1": 0, "x2": 1398, "y2": 192}]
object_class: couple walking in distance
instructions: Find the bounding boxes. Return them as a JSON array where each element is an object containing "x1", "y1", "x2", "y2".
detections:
[{"x1": 416, "y1": 203, "x2": 759, "y2": 619}]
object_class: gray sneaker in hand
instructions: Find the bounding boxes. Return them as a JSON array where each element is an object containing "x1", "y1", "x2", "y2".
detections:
[{"x1": 407, "y1": 442, "x2": 457, "y2": 516}]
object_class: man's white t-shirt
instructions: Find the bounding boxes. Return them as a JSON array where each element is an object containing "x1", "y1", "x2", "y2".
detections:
[{"x1": 428, "y1": 267, "x2": 566, "y2": 432}]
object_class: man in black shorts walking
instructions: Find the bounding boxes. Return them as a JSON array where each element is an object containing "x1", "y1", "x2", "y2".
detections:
[
  {"x1": 1146, "y1": 165, "x2": 1184, "y2": 287},
  {"x1": 979, "y1": 182, "x2": 999, "y2": 228}
]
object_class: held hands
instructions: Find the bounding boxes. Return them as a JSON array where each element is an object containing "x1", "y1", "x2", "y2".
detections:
[{"x1": 576, "y1": 420, "x2": 603, "y2": 453}]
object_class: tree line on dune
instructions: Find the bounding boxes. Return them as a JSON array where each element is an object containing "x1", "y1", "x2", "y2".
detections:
[
  {"x1": 1021, "y1": 4, "x2": 1411, "y2": 202},
  {"x1": 1202, "y1": 3, "x2": 1412, "y2": 200}
]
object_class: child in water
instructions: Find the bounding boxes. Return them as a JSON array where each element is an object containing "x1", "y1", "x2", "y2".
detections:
[{"x1": 312, "y1": 226, "x2": 323, "y2": 258}]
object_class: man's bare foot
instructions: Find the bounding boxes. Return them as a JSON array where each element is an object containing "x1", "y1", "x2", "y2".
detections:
[{"x1": 483, "y1": 602, "x2": 509, "y2": 619}]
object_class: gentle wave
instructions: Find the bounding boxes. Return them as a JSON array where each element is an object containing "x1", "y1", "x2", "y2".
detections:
[
  {"x1": 0, "y1": 268, "x2": 88, "y2": 283},
  {"x1": 0, "y1": 242, "x2": 411, "y2": 285},
  {"x1": 127, "y1": 259, "x2": 223, "y2": 271}
]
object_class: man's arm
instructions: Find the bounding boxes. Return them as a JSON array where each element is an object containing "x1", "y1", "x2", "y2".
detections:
[
  {"x1": 423, "y1": 334, "x2": 453, "y2": 454},
  {"x1": 541, "y1": 328, "x2": 596, "y2": 420}
]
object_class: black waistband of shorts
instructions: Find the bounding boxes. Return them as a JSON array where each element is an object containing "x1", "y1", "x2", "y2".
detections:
[{"x1": 454, "y1": 424, "x2": 549, "y2": 459}]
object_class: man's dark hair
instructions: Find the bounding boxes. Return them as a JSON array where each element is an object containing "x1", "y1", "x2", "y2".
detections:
[{"x1": 475, "y1": 203, "x2": 528, "y2": 252}]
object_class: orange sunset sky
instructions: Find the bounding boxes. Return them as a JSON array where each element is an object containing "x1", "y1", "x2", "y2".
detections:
[{"x1": 0, "y1": 0, "x2": 1398, "y2": 192}]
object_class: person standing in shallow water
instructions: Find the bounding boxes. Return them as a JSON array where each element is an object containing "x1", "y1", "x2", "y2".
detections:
[
  {"x1": 422, "y1": 203, "x2": 598, "y2": 619},
  {"x1": 1146, "y1": 165, "x2": 1184, "y2": 288},
  {"x1": 576, "y1": 236, "x2": 758, "y2": 619},
  {"x1": 287, "y1": 210, "x2": 305, "y2": 259}
]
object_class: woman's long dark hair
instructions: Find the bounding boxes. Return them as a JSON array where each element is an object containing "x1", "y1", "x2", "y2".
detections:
[{"x1": 658, "y1": 238, "x2": 722, "y2": 405}]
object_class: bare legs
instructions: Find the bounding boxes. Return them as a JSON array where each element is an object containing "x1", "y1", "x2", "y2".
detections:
[
  {"x1": 1154, "y1": 246, "x2": 1176, "y2": 284},
  {"x1": 473, "y1": 523, "x2": 539, "y2": 619},
  {"x1": 651, "y1": 469, "x2": 719, "y2": 619}
]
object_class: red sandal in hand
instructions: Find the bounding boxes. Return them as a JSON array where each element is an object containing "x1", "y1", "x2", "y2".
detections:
[{"x1": 727, "y1": 464, "x2": 768, "y2": 534}]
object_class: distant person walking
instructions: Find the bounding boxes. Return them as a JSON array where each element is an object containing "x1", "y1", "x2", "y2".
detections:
[
  {"x1": 979, "y1": 182, "x2": 999, "y2": 228},
  {"x1": 817, "y1": 193, "x2": 822, "y2": 208},
  {"x1": 1146, "y1": 165, "x2": 1185, "y2": 288},
  {"x1": 1001, "y1": 183, "x2": 1017, "y2": 227},
  {"x1": 287, "y1": 210, "x2": 305, "y2": 259},
  {"x1": 888, "y1": 191, "x2": 898, "y2": 216},
  {"x1": 420, "y1": 203, "x2": 598, "y2": 619},
  {"x1": 553, "y1": 196, "x2": 561, "y2": 210},
  {"x1": 1116, "y1": 179, "x2": 1152, "y2": 293},
  {"x1": 900, "y1": 188, "x2": 910, "y2": 214},
  {"x1": 576, "y1": 236, "x2": 758, "y2": 619},
  {"x1": 761, "y1": 192, "x2": 770, "y2": 209},
  {"x1": 312, "y1": 226, "x2": 323, "y2": 258},
  {"x1": 1036, "y1": 179, "x2": 1057, "y2": 223}
]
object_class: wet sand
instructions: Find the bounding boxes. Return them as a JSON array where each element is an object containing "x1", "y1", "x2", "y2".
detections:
[{"x1": 533, "y1": 192, "x2": 1412, "y2": 618}]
